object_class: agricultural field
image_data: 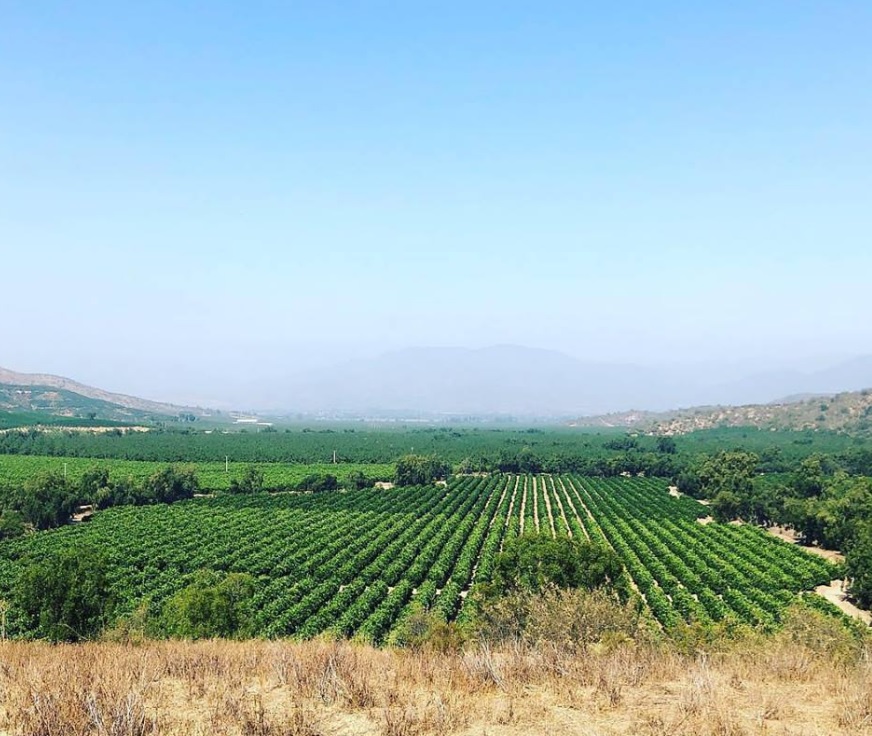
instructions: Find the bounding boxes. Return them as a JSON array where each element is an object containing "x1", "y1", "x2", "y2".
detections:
[
  {"x1": 1, "y1": 424, "x2": 865, "y2": 466},
  {"x1": 0, "y1": 474, "x2": 840, "y2": 641},
  {"x1": 0, "y1": 454, "x2": 394, "y2": 491}
]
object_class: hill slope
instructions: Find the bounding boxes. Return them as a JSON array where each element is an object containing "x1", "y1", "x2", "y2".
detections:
[
  {"x1": 0, "y1": 366, "x2": 208, "y2": 424},
  {"x1": 584, "y1": 389, "x2": 872, "y2": 434}
]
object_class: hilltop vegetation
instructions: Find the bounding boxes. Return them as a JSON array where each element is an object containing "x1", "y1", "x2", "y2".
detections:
[{"x1": 620, "y1": 388, "x2": 872, "y2": 435}]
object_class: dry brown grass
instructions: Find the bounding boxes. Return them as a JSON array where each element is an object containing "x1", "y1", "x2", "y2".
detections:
[{"x1": 1, "y1": 634, "x2": 871, "y2": 736}]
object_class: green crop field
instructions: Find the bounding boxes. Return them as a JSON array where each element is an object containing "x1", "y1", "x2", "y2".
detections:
[
  {"x1": 0, "y1": 455, "x2": 394, "y2": 491},
  {"x1": 0, "y1": 474, "x2": 840, "y2": 641}
]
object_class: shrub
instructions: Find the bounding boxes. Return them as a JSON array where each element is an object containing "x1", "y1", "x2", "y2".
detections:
[{"x1": 15, "y1": 545, "x2": 116, "y2": 642}]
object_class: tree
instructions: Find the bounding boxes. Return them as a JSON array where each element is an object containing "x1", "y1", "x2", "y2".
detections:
[
  {"x1": 228, "y1": 465, "x2": 264, "y2": 494},
  {"x1": 846, "y1": 523, "x2": 872, "y2": 608},
  {"x1": 296, "y1": 473, "x2": 338, "y2": 493},
  {"x1": 394, "y1": 455, "x2": 450, "y2": 486},
  {"x1": 79, "y1": 467, "x2": 111, "y2": 502},
  {"x1": 15, "y1": 546, "x2": 116, "y2": 641},
  {"x1": 711, "y1": 489, "x2": 743, "y2": 523},
  {"x1": 0, "y1": 511, "x2": 25, "y2": 540},
  {"x1": 159, "y1": 571, "x2": 256, "y2": 639},
  {"x1": 17, "y1": 472, "x2": 77, "y2": 530},
  {"x1": 345, "y1": 470, "x2": 370, "y2": 490},
  {"x1": 655, "y1": 436, "x2": 678, "y2": 454},
  {"x1": 492, "y1": 533, "x2": 626, "y2": 596},
  {"x1": 694, "y1": 451, "x2": 759, "y2": 520},
  {"x1": 141, "y1": 466, "x2": 199, "y2": 504}
]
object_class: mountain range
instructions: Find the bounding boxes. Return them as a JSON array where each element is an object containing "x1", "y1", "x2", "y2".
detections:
[
  {"x1": 2, "y1": 347, "x2": 872, "y2": 423},
  {"x1": 246, "y1": 346, "x2": 872, "y2": 417}
]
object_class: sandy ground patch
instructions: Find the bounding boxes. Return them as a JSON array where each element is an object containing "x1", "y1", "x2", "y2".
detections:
[{"x1": 815, "y1": 579, "x2": 872, "y2": 625}]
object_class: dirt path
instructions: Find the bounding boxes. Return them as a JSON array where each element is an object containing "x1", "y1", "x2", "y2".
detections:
[
  {"x1": 550, "y1": 476, "x2": 573, "y2": 538},
  {"x1": 556, "y1": 476, "x2": 589, "y2": 540},
  {"x1": 500, "y1": 476, "x2": 520, "y2": 552},
  {"x1": 767, "y1": 526, "x2": 845, "y2": 563},
  {"x1": 564, "y1": 476, "x2": 599, "y2": 531},
  {"x1": 532, "y1": 476, "x2": 540, "y2": 533},
  {"x1": 518, "y1": 476, "x2": 528, "y2": 535},
  {"x1": 541, "y1": 475, "x2": 557, "y2": 537},
  {"x1": 815, "y1": 580, "x2": 871, "y2": 624}
]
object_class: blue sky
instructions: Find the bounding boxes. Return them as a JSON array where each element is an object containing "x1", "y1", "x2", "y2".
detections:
[{"x1": 1, "y1": 2, "x2": 870, "y2": 401}]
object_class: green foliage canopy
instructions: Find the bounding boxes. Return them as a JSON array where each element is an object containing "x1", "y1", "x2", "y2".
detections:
[
  {"x1": 15, "y1": 545, "x2": 116, "y2": 642},
  {"x1": 492, "y1": 532, "x2": 626, "y2": 596},
  {"x1": 159, "y1": 570, "x2": 255, "y2": 639}
]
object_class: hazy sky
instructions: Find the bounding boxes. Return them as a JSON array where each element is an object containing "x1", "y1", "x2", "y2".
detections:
[{"x1": 2, "y1": 2, "x2": 870, "y2": 401}]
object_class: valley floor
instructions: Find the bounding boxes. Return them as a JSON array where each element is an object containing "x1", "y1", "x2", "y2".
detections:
[{"x1": 2, "y1": 637, "x2": 871, "y2": 736}]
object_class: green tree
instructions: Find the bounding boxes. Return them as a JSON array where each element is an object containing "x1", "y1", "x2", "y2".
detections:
[
  {"x1": 655, "y1": 436, "x2": 677, "y2": 454},
  {"x1": 228, "y1": 465, "x2": 264, "y2": 494},
  {"x1": 492, "y1": 533, "x2": 626, "y2": 596},
  {"x1": 695, "y1": 451, "x2": 759, "y2": 520},
  {"x1": 15, "y1": 546, "x2": 116, "y2": 641},
  {"x1": 296, "y1": 473, "x2": 338, "y2": 492},
  {"x1": 17, "y1": 472, "x2": 77, "y2": 530},
  {"x1": 159, "y1": 570, "x2": 256, "y2": 639},
  {"x1": 345, "y1": 470, "x2": 370, "y2": 490},
  {"x1": 394, "y1": 455, "x2": 450, "y2": 486},
  {"x1": 79, "y1": 466, "x2": 111, "y2": 502},
  {"x1": 141, "y1": 466, "x2": 199, "y2": 504},
  {"x1": 0, "y1": 511, "x2": 25, "y2": 540},
  {"x1": 846, "y1": 523, "x2": 872, "y2": 608}
]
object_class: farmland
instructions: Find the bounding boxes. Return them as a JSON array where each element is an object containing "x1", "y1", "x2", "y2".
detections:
[
  {"x1": 1, "y1": 424, "x2": 865, "y2": 467},
  {"x1": 0, "y1": 474, "x2": 840, "y2": 641},
  {"x1": 0, "y1": 454, "x2": 394, "y2": 491}
]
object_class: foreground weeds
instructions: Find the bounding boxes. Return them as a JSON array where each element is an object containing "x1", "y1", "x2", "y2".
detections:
[{"x1": 1, "y1": 625, "x2": 871, "y2": 736}]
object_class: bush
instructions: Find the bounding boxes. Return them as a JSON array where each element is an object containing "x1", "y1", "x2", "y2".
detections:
[
  {"x1": 295, "y1": 473, "x2": 339, "y2": 493},
  {"x1": 228, "y1": 465, "x2": 264, "y2": 494},
  {"x1": 159, "y1": 570, "x2": 256, "y2": 639},
  {"x1": 142, "y1": 466, "x2": 199, "y2": 504},
  {"x1": 390, "y1": 609, "x2": 465, "y2": 652},
  {"x1": 395, "y1": 455, "x2": 450, "y2": 486},
  {"x1": 15, "y1": 545, "x2": 116, "y2": 642},
  {"x1": 491, "y1": 532, "x2": 627, "y2": 596},
  {"x1": 471, "y1": 586, "x2": 641, "y2": 649}
]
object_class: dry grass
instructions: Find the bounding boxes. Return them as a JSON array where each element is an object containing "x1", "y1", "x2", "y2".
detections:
[{"x1": 1, "y1": 631, "x2": 871, "y2": 736}]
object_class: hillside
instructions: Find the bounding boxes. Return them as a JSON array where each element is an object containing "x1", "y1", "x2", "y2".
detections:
[
  {"x1": 1, "y1": 634, "x2": 869, "y2": 736},
  {"x1": 583, "y1": 389, "x2": 872, "y2": 435},
  {"x1": 0, "y1": 366, "x2": 210, "y2": 425}
]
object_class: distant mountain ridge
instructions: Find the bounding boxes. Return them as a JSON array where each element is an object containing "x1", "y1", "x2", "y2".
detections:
[
  {"x1": 0, "y1": 366, "x2": 206, "y2": 423},
  {"x1": 2, "y1": 347, "x2": 872, "y2": 424},
  {"x1": 260, "y1": 346, "x2": 872, "y2": 418},
  {"x1": 257, "y1": 345, "x2": 690, "y2": 416},
  {"x1": 580, "y1": 389, "x2": 872, "y2": 435}
]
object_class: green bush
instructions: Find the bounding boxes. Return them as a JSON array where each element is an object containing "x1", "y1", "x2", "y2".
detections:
[
  {"x1": 15, "y1": 545, "x2": 116, "y2": 642},
  {"x1": 159, "y1": 570, "x2": 256, "y2": 639},
  {"x1": 491, "y1": 532, "x2": 626, "y2": 596}
]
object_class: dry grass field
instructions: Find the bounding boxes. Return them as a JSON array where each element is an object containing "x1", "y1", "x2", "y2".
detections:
[{"x1": 2, "y1": 621, "x2": 871, "y2": 736}]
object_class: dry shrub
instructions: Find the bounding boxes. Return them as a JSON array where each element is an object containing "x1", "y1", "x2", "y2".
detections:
[
  {"x1": 837, "y1": 671, "x2": 872, "y2": 732},
  {"x1": 0, "y1": 617, "x2": 870, "y2": 736},
  {"x1": 4, "y1": 645, "x2": 159, "y2": 736},
  {"x1": 473, "y1": 586, "x2": 641, "y2": 651}
]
